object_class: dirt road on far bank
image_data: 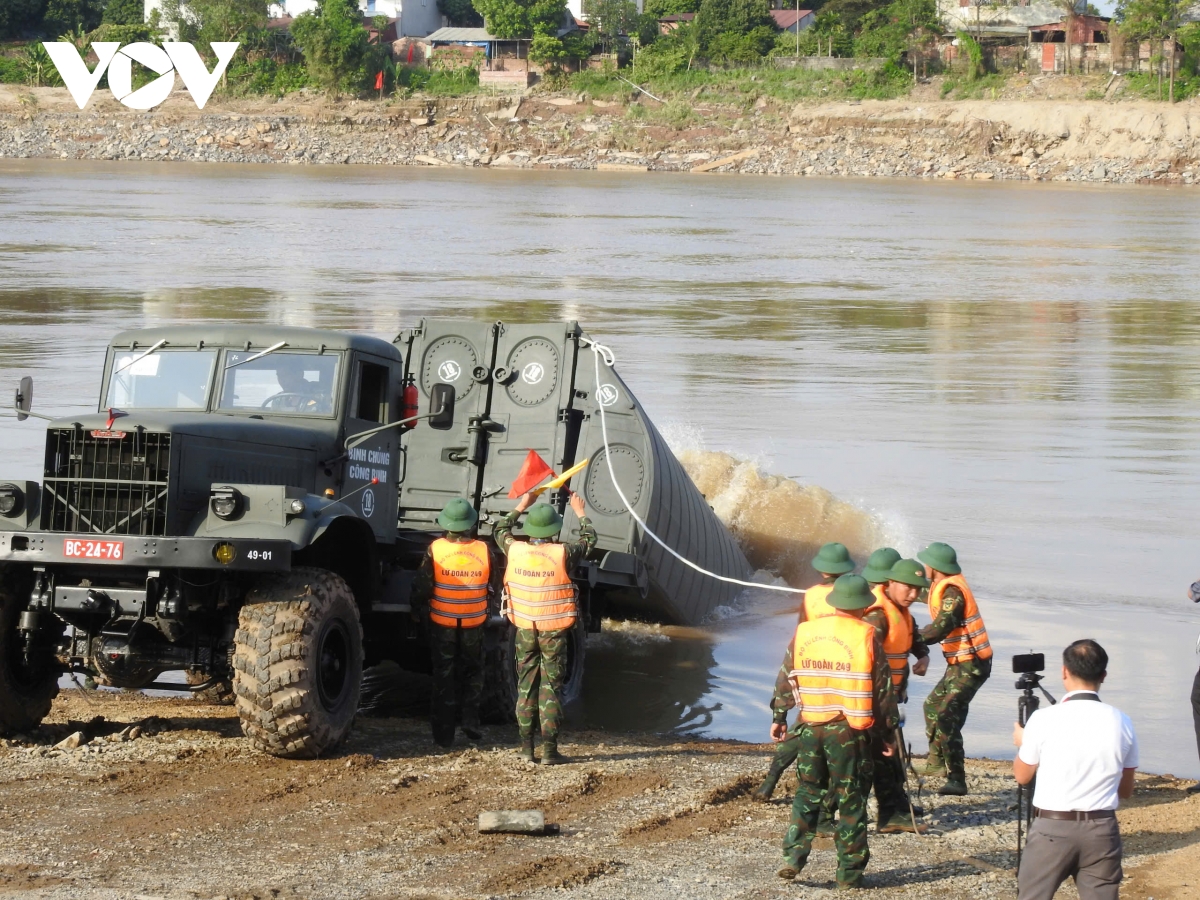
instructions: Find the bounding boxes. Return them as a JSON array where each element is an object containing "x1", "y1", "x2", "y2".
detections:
[
  {"x1": 2, "y1": 82, "x2": 1198, "y2": 184},
  {"x1": 0, "y1": 690, "x2": 1195, "y2": 899}
]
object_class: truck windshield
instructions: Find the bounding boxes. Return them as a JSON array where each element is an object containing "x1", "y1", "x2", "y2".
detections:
[
  {"x1": 106, "y1": 350, "x2": 217, "y2": 410},
  {"x1": 218, "y1": 351, "x2": 339, "y2": 416}
]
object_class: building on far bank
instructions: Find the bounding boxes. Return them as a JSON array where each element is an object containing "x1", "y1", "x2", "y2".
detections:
[
  {"x1": 938, "y1": 0, "x2": 1072, "y2": 38},
  {"x1": 771, "y1": 8, "x2": 814, "y2": 32}
]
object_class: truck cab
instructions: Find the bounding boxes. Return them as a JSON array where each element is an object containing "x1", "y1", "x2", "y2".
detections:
[{"x1": 0, "y1": 326, "x2": 421, "y2": 757}]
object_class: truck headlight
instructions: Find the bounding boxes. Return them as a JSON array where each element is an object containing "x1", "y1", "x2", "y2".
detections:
[
  {"x1": 210, "y1": 487, "x2": 243, "y2": 520},
  {"x1": 0, "y1": 483, "x2": 24, "y2": 518},
  {"x1": 286, "y1": 498, "x2": 305, "y2": 516}
]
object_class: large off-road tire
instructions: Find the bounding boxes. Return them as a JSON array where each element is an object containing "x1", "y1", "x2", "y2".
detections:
[
  {"x1": 479, "y1": 621, "x2": 586, "y2": 724},
  {"x1": 232, "y1": 567, "x2": 363, "y2": 759},
  {"x1": 185, "y1": 669, "x2": 234, "y2": 705},
  {"x1": 0, "y1": 581, "x2": 60, "y2": 736}
]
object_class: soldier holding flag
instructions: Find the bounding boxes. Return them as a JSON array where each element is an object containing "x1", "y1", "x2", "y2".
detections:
[{"x1": 494, "y1": 450, "x2": 596, "y2": 764}]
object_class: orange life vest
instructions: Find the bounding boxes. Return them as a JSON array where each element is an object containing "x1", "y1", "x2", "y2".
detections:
[
  {"x1": 429, "y1": 538, "x2": 490, "y2": 628},
  {"x1": 801, "y1": 583, "x2": 837, "y2": 622},
  {"x1": 928, "y1": 575, "x2": 992, "y2": 664},
  {"x1": 868, "y1": 592, "x2": 913, "y2": 689},
  {"x1": 789, "y1": 614, "x2": 877, "y2": 731},
  {"x1": 504, "y1": 541, "x2": 577, "y2": 632}
]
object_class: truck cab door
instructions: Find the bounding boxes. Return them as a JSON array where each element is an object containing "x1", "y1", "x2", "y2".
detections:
[{"x1": 342, "y1": 353, "x2": 400, "y2": 543}]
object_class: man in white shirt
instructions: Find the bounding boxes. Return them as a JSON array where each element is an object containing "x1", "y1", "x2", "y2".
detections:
[{"x1": 1012, "y1": 639, "x2": 1138, "y2": 900}]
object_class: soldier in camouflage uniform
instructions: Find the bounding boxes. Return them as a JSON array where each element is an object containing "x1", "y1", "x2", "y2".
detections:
[
  {"x1": 410, "y1": 499, "x2": 493, "y2": 748},
  {"x1": 772, "y1": 575, "x2": 898, "y2": 889},
  {"x1": 917, "y1": 542, "x2": 992, "y2": 797},
  {"x1": 863, "y1": 557, "x2": 931, "y2": 833},
  {"x1": 494, "y1": 490, "x2": 596, "y2": 765},
  {"x1": 754, "y1": 542, "x2": 856, "y2": 802}
]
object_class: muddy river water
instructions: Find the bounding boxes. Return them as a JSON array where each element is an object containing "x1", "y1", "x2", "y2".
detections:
[{"x1": 2, "y1": 159, "x2": 1200, "y2": 777}]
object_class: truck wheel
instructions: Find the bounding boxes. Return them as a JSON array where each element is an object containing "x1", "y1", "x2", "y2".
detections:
[
  {"x1": 232, "y1": 568, "x2": 363, "y2": 759},
  {"x1": 186, "y1": 669, "x2": 234, "y2": 705},
  {"x1": 0, "y1": 583, "x2": 60, "y2": 736},
  {"x1": 480, "y1": 622, "x2": 586, "y2": 724}
]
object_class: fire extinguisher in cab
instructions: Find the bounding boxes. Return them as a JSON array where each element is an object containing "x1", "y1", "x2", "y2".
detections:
[{"x1": 402, "y1": 376, "x2": 420, "y2": 426}]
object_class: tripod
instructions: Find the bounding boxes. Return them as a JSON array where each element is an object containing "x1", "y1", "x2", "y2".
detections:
[{"x1": 1015, "y1": 672, "x2": 1057, "y2": 875}]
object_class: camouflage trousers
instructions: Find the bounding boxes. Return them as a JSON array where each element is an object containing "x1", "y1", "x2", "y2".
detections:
[
  {"x1": 514, "y1": 627, "x2": 569, "y2": 744},
  {"x1": 428, "y1": 624, "x2": 485, "y2": 741},
  {"x1": 782, "y1": 721, "x2": 873, "y2": 884},
  {"x1": 871, "y1": 727, "x2": 909, "y2": 821},
  {"x1": 923, "y1": 656, "x2": 992, "y2": 779}
]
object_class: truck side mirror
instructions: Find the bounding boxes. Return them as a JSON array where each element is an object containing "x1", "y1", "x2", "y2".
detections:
[
  {"x1": 14, "y1": 376, "x2": 33, "y2": 422},
  {"x1": 429, "y1": 383, "x2": 455, "y2": 430}
]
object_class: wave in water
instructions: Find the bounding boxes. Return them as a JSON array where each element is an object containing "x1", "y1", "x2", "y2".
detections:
[{"x1": 676, "y1": 449, "x2": 892, "y2": 588}]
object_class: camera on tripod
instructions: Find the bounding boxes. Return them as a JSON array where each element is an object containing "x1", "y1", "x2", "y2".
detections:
[
  {"x1": 1013, "y1": 653, "x2": 1057, "y2": 870},
  {"x1": 1013, "y1": 652, "x2": 1054, "y2": 726}
]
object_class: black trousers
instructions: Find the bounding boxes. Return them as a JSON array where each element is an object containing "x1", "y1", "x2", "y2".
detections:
[{"x1": 1192, "y1": 666, "x2": 1200, "y2": 765}]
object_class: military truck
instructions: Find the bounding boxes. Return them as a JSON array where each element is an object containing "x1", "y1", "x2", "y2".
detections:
[{"x1": 0, "y1": 320, "x2": 749, "y2": 758}]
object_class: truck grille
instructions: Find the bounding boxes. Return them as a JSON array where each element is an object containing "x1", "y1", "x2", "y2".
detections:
[{"x1": 42, "y1": 428, "x2": 171, "y2": 536}]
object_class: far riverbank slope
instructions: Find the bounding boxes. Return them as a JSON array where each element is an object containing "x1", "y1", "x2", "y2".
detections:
[{"x1": 2, "y1": 76, "x2": 1199, "y2": 185}]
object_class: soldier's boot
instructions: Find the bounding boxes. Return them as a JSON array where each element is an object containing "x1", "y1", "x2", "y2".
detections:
[
  {"x1": 776, "y1": 865, "x2": 801, "y2": 881},
  {"x1": 518, "y1": 734, "x2": 536, "y2": 763},
  {"x1": 922, "y1": 752, "x2": 946, "y2": 776},
  {"x1": 836, "y1": 877, "x2": 866, "y2": 890},
  {"x1": 939, "y1": 775, "x2": 968, "y2": 796},
  {"x1": 432, "y1": 722, "x2": 455, "y2": 749},
  {"x1": 461, "y1": 712, "x2": 482, "y2": 742},
  {"x1": 539, "y1": 740, "x2": 566, "y2": 766},
  {"x1": 877, "y1": 811, "x2": 929, "y2": 835},
  {"x1": 753, "y1": 754, "x2": 792, "y2": 801}
]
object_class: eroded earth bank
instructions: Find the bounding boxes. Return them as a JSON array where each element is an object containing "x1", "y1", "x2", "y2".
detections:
[{"x1": 3, "y1": 82, "x2": 1200, "y2": 184}]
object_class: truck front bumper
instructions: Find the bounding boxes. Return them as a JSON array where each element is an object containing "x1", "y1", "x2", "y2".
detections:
[{"x1": 0, "y1": 532, "x2": 292, "y2": 573}]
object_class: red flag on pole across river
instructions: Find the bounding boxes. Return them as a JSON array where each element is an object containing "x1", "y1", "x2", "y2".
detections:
[
  {"x1": 375, "y1": 70, "x2": 384, "y2": 91},
  {"x1": 508, "y1": 450, "x2": 555, "y2": 498}
]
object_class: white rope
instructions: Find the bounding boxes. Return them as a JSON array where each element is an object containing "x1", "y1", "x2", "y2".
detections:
[{"x1": 582, "y1": 338, "x2": 806, "y2": 596}]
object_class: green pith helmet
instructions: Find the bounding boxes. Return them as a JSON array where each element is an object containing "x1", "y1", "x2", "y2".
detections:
[
  {"x1": 438, "y1": 498, "x2": 478, "y2": 533},
  {"x1": 917, "y1": 542, "x2": 961, "y2": 576},
  {"x1": 523, "y1": 503, "x2": 563, "y2": 539},
  {"x1": 811, "y1": 542, "x2": 855, "y2": 576},
  {"x1": 827, "y1": 574, "x2": 874, "y2": 611},
  {"x1": 862, "y1": 547, "x2": 902, "y2": 584},
  {"x1": 887, "y1": 559, "x2": 931, "y2": 589}
]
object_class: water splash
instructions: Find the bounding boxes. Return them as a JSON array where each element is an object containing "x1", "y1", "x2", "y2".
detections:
[{"x1": 676, "y1": 449, "x2": 892, "y2": 588}]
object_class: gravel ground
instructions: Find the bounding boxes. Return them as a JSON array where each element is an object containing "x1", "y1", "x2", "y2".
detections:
[
  {"x1": 0, "y1": 690, "x2": 1195, "y2": 900},
  {"x1": 2, "y1": 84, "x2": 1199, "y2": 185}
]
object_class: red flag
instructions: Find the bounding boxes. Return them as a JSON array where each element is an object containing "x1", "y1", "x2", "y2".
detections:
[
  {"x1": 375, "y1": 70, "x2": 384, "y2": 90},
  {"x1": 406, "y1": 43, "x2": 414, "y2": 64},
  {"x1": 508, "y1": 450, "x2": 555, "y2": 498}
]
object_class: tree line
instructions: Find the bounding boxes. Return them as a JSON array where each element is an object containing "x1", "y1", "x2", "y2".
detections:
[{"x1": 1, "y1": 0, "x2": 1196, "y2": 99}]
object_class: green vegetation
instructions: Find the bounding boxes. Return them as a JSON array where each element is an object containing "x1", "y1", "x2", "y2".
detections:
[
  {"x1": 473, "y1": 0, "x2": 566, "y2": 38},
  {"x1": 1115, "y1": 0, "x2": 1188, "y2": 100},
  {"x1": 572, "y1": 61, "x2": 913, "y2": 103},
  {"x1": 0, "y1": 0, "x2": 937, "y2": 102},
  {"x1": 939, "y1": 71, "x2": 1006, "y2": 98},
  {"x1": 396, "y1": 64, "x2": 480, "y2": 95},
  {"x1": 291, "y1": 0, "x2": 384, "y2": 95}
]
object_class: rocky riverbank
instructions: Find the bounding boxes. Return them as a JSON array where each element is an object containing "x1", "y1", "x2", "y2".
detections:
[
  {"x1": 0, "y1": 688, "x2": 1197, "y2": 899},
  {"x1": 3, "y1": 83, "x2": 1200, "y2": 184}
]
